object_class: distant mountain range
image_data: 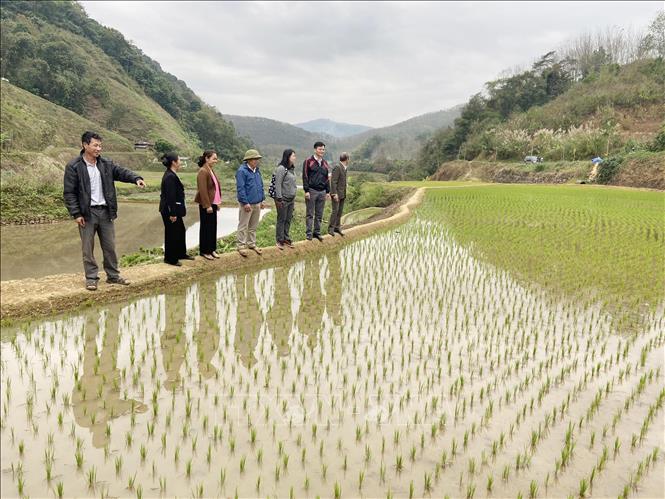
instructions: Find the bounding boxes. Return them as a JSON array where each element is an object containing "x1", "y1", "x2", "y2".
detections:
[
  {"x1": 224, "y1": 115, "x2": 336, "y2": 164},
  {"x1": 294, "y1": 118, "x2": 373, "y2": 138},
  {"x1": 226, "y1": 107, "x2": 462, "y2": 164}
]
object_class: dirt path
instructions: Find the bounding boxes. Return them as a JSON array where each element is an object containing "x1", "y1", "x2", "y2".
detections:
[{"x1": 1, "y1": 189, "x2": 425, "y2": 321}]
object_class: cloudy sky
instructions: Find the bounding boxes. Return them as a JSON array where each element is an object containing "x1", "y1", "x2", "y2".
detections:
[{"x1": 80, "y1": 1, "x2": 661, "y2": 128}]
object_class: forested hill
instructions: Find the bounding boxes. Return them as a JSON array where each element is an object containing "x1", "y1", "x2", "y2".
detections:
[
  {"x1": 0, "y1": 1, "x2": 250, "y2": 159},
  {"x1": 418, "y1": 12, "x2": 665, "y2": 177},
  {"x1": 224, "y1": 115, "x2": 335, "y2": 164}
]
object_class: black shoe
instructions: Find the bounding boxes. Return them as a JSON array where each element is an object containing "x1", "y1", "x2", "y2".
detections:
[
  {"x1": 107, "y1": 277, "x2": 130, "y2": 285},
  {"x1": 165, "y1": 261, "x2": 182, "y2": 266},
  {"x1": 335, "y1": 229, "x2": 345, "y2": 237},
  {"x1": 181, "y1": 255, "x2": 195, "y2": 261},
  {"x1": 328, "y1": 230, "x2": 335, "y2": 236},
  {"x1": 306, "y1": 236, "x2": 312, "y2": 241},
  {"x1": 314, "y1": 234, "x2": 323, "y2": 242}
]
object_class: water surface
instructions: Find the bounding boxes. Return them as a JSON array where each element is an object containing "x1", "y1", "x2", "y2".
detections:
[{"x1": 1, "y1": 204, "x2": 268, "y2": 280}]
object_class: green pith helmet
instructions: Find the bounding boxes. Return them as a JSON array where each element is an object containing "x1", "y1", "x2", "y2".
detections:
[{"x1": 243, "y1": 149, "x2": 262, "y2": 161}]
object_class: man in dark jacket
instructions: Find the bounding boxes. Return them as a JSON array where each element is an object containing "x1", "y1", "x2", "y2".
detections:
[
  {"x1": 63, "y1": 131, "x2": 145, "y2": 290},
  {"x1": 328, "y1": 152, "x2": 349, "y2": 236},
  {"x1": 302, "y1": 141, "x2": 331, "y2": 241}
]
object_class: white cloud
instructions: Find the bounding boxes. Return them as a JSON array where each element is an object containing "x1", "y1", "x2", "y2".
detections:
[{"x1": 80, "y1": 1, "x2": 662, "y2": 127}]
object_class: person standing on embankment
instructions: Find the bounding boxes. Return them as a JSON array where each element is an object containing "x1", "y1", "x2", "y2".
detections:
[
  {"x1": 302, "y1": 141, "x2": 331, "y2": 242},
  {"x1": 273, "y1": 148, "x2": 298, "y2": 250},
  {"x1": 328, "y1": 152, "x2": 349, "y2": 237},
  {"x1": 194, "y1": 150, "x2": 222, "y2": 261},
  {"x1": 236, "y1": 149, "x2": 266, "y2": 257},
  {"x1": 63, "y1": 131, "x2": 145, "y2": 291},
  {"x1": 159, "y1": 152, "x2": 194, "y2": 266}
]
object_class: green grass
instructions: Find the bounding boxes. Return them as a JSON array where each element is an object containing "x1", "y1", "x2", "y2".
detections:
[
  {"x1": 341, "y1": 207, "x2": 384, "y2": 225},
  {"x1": 417, "y1": 185, "x2": 665, "y2": 329},
  {"x1": 390, "y1": 180, "x2": 482, "y2": 188},
  {"x1": 0, "y1": 182, "x2": 69, "y2": 223}
]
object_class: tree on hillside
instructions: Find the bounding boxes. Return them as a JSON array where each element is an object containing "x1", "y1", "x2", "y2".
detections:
[
  {"x1": 639, "y1": 11, "x2": 665, "y2": 59},
  {"x1": 154, "y1": 138, "x2": 176, "y2": 156}
]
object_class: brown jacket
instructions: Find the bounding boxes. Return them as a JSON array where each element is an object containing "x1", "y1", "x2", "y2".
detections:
[
  {"x1": 194, "y1": 167, "x2": 221, "y2": 209},
  {"x1": 330, "y1": 163, "x2": 348, "y2": 198}
]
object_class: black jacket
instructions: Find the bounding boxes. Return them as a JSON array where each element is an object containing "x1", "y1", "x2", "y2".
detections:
[
  {"x1": 159, "y1": 169, "x2": 186, "y2": 217},
  {"x1": 63, "y1": 154, "x2": 142, "y2": 220},
  {"x1": 302, "y1": 156, "x2": 330, "y2": 193}
]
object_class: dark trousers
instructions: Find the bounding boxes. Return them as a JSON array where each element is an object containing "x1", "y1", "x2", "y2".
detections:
[
  {"x1": 79, "y1": 205, "x2": 119, "y2": 282},
  {"x1": 199, "y1": 205, "x2": 218, "y2": 255},
  {"x1": 276, "y1": 197, "x2": 295, "y2": 242},
  {"x1": 162, "y1": 213, "x2": 187, "y2": 264},
  {"x1": 328, "y1": 197, "x2": 345, "y2": 233}
]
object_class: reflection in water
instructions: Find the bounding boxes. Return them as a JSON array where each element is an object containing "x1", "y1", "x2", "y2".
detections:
[
  {"x1": 296, "y1": 257, "x2": 325, "y2": 351},
  {"x1": 161, "y1": 293, "x2": 187, "y2": 392},
  {"x1": 71, "y1": 303, "x2": 146, "y2": 449},
  {"x1": 268, "y1": 264, "x2": 293, "y2": 357},
  {"x1": 234, "y1": 272, "x2": 262, "y2": 369},
  {"x1": 2, "y1": 230, "x2": 663, "y2": 498},
  {"x1": 0, "y1": 206, "x2": 266, "y2": 281}
]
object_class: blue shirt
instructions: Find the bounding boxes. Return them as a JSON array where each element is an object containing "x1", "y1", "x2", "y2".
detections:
[{"x1": 236, "y1": 162, "x2": 265, "y2": 205}]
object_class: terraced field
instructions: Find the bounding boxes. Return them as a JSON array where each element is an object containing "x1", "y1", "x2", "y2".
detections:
[{"x1": 1, "y1": 184, "x2": 663, "y2": 498}]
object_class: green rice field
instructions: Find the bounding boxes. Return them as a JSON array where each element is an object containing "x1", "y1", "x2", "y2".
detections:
[{"x1": 1, "y1": 184, "x2": 663, "y2": 498}]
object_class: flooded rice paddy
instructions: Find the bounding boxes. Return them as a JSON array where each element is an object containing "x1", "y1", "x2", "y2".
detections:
[
  {"x1": 1, "y1": 187, "x2": 664, "y2": 498},
  {"x1": 0, "y1": 204, "x2": 267, "y2": 281}
]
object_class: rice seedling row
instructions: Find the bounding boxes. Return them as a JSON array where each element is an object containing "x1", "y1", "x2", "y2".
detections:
[{"x1": 1, "y1": 185, "x2": 662, "y2": 497}]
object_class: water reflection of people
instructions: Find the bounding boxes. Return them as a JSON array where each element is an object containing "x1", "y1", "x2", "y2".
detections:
[
  {"x1": 268, "y1": 265, "x2": 293, "y2": 357},
  {"x1": 326, "y1": 250, "x2": 343, "y2": 328},
  {"x1": 161, "y1": 293, "x2": 187, "y2": 392},
  {"x1": 72, "y1": 304, "x2": 144, "y2": 448},
  {"x1": 235, "y1": 272, "x2": 263, "y2": 369},
  {"x1": 195, "y1": 281, "x2": 220, "y2": 379},
  {"x1": 297, "y1": 257, "x2": 324, "y2": 350}
]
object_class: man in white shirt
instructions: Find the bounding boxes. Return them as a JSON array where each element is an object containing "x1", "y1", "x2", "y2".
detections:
[{"x1": 64, "y1": 131, "x2": 146, "y2": 291}]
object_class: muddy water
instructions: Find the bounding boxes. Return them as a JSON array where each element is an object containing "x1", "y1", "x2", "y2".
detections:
[
  {"x1": 1, "y1": 219, "x2": 663, "y2": 498},
  {"x1": 0, "y1": 204, "x2": 267, "y2": 281}
]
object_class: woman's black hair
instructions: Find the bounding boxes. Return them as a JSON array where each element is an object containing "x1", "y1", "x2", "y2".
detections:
[
  {"x1": 161, "y1": 152, "x2": 179, "y2": 168},
  {"x1": 279, "y1": 148, "x2": 296, "y2": 168},
  {"x1": 197, "y1": 150, "x2": 216, "y2": 167}
]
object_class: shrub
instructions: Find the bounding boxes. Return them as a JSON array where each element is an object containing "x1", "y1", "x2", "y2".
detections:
[
  {"x1": 595, "y1": 155, "x2": 624, "y2": 184},
  {"x1": 647, "y1": 123, "x2": 665, "y2": 152}
]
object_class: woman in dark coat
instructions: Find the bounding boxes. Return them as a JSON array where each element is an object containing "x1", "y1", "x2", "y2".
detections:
[{"x1": 159, "y1": 153, "x2": 192, "y2": 266}]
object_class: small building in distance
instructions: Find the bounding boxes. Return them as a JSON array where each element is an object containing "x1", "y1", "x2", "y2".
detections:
[{"x1": 133, "y1": 141, "x2": 153, "y2": 150}]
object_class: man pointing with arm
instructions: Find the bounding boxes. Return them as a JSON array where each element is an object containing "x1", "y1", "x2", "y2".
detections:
[{"x1": 63, "y1": 131, "x2": 145, "y2": 291}]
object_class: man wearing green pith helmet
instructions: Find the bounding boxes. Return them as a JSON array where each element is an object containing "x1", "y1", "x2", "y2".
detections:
[{"x1": 236, "y1": 149, "x2": 266, "y2": 257}]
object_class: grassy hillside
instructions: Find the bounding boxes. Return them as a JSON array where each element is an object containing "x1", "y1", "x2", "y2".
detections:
[
  {"x1": 0, "y1": 1, "x2": 249, "y2": 159},
  {"x1": 430, "y1": 150, "x2": 665, "y2": 189},
  {"x1": 0, "y1": 81, "x2": 133, "y2": 152},
  {"x1": 418, "y1": 15, "x2": 665, "y2": 178},
  {"x1": 0, "y1": 11, "x2": 199, "y2": 155}
]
